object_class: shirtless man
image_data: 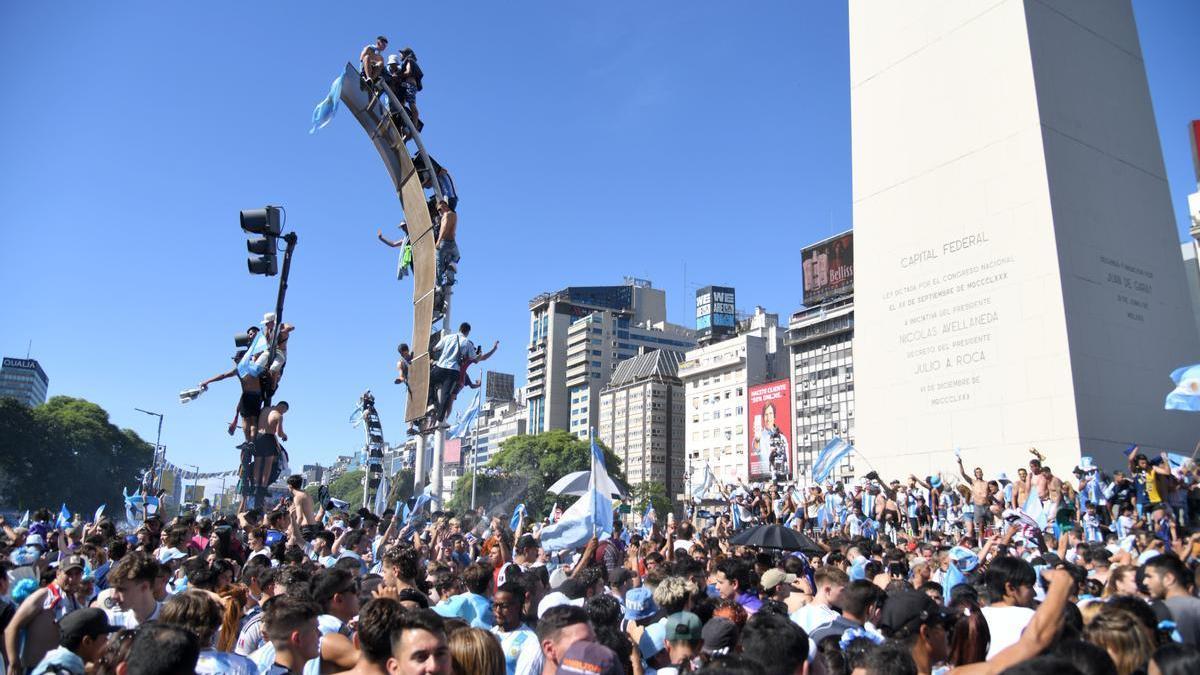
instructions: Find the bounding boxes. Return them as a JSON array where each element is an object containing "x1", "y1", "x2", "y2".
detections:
[
  {"x1": 1041, "y1": 466, "x2": 1063, "y2": 514},
  {"x1": 286, "y1": 475, "x2": 322, "y2": 542},
  {"x1": 433, "y1": 200, "x2": 458, "y2": 289},
  {"x1": 395, "y1": 344, "x2": 412, "y2": 388},
  {"x1": 360, "y1": 35, "x2": 387, "y2": 82},
  {"x1": 249, "y1": 402, "x2": 289, "y2": 510},
  {"x1": 1014, "y1": 467, "x2": 1030, "y2": 509},
  {"x1": 5, "y1": 555, "x2": 85, "y2": 673},
  {"x1": 957, "y1": 457, "x2": 991, "y2": 537}
]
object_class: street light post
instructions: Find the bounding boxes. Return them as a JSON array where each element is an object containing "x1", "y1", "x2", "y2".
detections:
[{"x1": 134, "y1": 408, "x2": 163, "y2": 523}]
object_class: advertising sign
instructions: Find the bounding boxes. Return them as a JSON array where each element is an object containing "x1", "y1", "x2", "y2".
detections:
[
  {"x1": 696, "y1": 286, "x2": 737, "y2": 337},
  {"x1": 801, "y1": 232, "x2": 854, "y2": 306},
  {"x1": 747, "y1": 379, "x2": 792, "y2": 481}
]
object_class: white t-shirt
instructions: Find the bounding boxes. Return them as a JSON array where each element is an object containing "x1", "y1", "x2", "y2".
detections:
[{"x1": 980, "y1": 605, "x2": 1035, "y2": 659}]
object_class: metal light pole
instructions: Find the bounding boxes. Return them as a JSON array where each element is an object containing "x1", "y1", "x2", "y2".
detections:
[
  {"x1": 134, "y1": 408, "x2": 163, "y2": 523},
  {"x1": 470, "y1": 409, "x2": 483, "y2": 510}
]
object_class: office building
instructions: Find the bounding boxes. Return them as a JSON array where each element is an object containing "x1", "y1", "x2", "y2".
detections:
[
  {"x1": 679, "y1": 308, "x2": 783, "y2": 484},
  {"x1": 0, "y1": 357, "x2": 49, "y2": 407},
  {"x1": 597, "y1": 349, "x2": 686, "y2": 500},
  {"x1": 788, "y1": 296, "x2": 855, "y2": 479},
  {"x1": 850, "y1": 0, "x2": 1200, "y2": 476},
  {"x1": 526, "y1": 279, "x2": 695, "y2": 438}
]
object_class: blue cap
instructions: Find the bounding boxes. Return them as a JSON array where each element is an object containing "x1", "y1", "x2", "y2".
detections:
[{"x1": 624, "y1": 586, "x2": 658, "y2": 621}]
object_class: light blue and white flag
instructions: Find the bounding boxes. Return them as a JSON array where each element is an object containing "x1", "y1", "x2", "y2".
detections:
[
  {"x1": 309, "y1": 74, "x2": 344, "y2": 134},
  {"x1": 813, "y1": 438, "x2": 854, "y2": 483},
  {"x1": 56, "y1": 504, "x2": 71, "y2": 529},
  {"x1": 943, "y1": 561, "x2": 966, "y2": 604},
  {"x1": 589, "y1": 434, "x2": 613, "y2": 538},
  {"x1": 93, "y1": 505, "x2": 105, "y2": 524},
  {"x1": 539, "y1": 435, "x2": 614, "y2": 551},
  {"x1": 18, "y1": 510, "x2": 29, "y2": 528},
  {"x1": 448, "y1": 390, "x2": 482, "y2": 439},
  {"x1": 1021, "y1": 489, "x2": 1047, "y2": 531},
  {"x1": 509, "y1": 503, "x2": 526, "y2": 531},
  {"x1": 236, "y1": 328, "x2": 269, "y2": 379},
  {"x1": 640, "y1": 503, "x2": 656, "y2": 536},
  {"x1": 328, "y1": 497, "x2": 350, "y2": 510},
  {"x1": 691, "y1": 465, "x2": 714, "y2": 502},
  {"x1": 373, "y1": 474, "x2": 390, "y2": 517},
  {"x1": 948, "y1": 546, "x2": 980, "y2": 572},
  {"x1": 1165, "y1": 364, "x2": 1200, "y2": 411}
]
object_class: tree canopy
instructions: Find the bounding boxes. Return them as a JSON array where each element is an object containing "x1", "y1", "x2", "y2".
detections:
[
  {"x1": 0, "y1": 396, "x2": 154, "y2": 513},
  {"x1": 448, "y1": 429, "x2": 624, "y2": 518}
]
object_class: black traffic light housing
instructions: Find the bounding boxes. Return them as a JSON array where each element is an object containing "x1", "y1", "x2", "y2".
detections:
[{"x1": 240, "y1": 206, "x2": 282, "y2": 276}]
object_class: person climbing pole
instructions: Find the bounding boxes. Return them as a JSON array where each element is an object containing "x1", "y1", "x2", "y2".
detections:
[
  {"x1": 398, "y1": 47, "x2": 423, "y2": 130},
  {"x1": 360, "y1": 35, "x2": 388, "y2": 84},
  {"x1": 434, "y1": 199, "x2": 458, "y2": 294},
  {"x1": 378, "y1": 224, "x2": 412, "y2": 280},
  {"x1": 428, "y1": 322, "x2": 474, "y2": 429}
]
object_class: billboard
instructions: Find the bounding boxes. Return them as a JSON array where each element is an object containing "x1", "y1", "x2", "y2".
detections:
[
  {"x1": 747, "y1": 379, "x2": 792, "y2": 481},
  {"x1": 696, "y1": 286, "x2": 737, "y2": 338},
  {"x1": 801, "y1": 231, "x2": 853, "y2": 306}
]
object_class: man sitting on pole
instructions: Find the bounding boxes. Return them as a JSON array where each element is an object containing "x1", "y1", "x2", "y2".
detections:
[{"x1": 429, "y1": 323, "x2": 474, "y2": 429}]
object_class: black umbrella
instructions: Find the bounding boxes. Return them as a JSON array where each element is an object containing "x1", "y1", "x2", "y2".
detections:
[{"x1": 728, "y1": 524, "x2": 823, "y2": 555}]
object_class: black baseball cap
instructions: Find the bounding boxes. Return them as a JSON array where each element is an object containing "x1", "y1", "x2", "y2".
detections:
[
  {"x1": 59, "y1": 608, "x2": 118, "y2": 645},
  {"x1": 879, "y1": 589, "x2": 953, "y2": 637}
]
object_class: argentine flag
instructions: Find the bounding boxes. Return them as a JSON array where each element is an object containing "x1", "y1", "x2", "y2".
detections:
[
  {"x1": 540, "y1": 434, "x2": 613, "y2": 551},
  {"x1": 1165, "y1": 364, "x2": 1200, "y2": 411},
  {"x1": 448, "y1": 390, "x2": 482, "y2": 439},
  {"x1": 813, "y1": 437, "x2": 853, "y2": 483}
]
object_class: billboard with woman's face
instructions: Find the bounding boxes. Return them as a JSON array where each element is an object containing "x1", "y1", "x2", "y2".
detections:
[
  {"x1": 748, "y1": 379, "x2": 792, "y2": 481},
  {"x1": 801, "y1": 231, "x2": 853, "y2": 306}
]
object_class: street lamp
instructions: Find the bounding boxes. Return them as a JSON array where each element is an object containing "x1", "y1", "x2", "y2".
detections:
[{"x1": 135, "y1": 408, "x2": 164, "y2": 494}]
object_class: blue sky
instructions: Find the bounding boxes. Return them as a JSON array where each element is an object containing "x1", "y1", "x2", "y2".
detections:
[{"x1": 1, "y1": 1, "x2": 1197, "y2": 473}]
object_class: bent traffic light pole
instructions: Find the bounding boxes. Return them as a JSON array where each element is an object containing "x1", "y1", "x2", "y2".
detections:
[{"x1": 262, "y1": 232, "x2": 298, "y2": 408}]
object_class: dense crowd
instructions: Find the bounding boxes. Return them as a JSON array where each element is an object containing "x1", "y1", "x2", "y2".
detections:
[{"x1": 0, "y1": 445, "x2": 1199, "y2": 675}]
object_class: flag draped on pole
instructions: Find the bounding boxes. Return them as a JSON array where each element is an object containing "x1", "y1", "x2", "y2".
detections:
[
  {"x1": 1165, "y1": 364, "x2": 1200, "y2": 411},
  {"x1": 539, "y1": 433, "x2": 613, "y2": 551},
  {"x1": 310, "y1": 74, "x2": 344, "y2": 134},
  {"x1": 813, "y1": 438, "x2": 854, "y2": 483},
  {"x1": 373, "y1": 474, "x2": 390, "y2": 516},
  {"x1": 448, "y1": 390, "x2": 482, "y2": 439}
]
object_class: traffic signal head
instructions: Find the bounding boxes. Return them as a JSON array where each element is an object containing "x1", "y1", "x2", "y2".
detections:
[{"x1": 240, "y1": 206, "x2": 281, "y2": 276}]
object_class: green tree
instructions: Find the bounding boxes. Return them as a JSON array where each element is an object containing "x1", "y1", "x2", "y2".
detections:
[
  {"x1": 305, "y1": 468, "x2": 415, "y2": 514},
  {"x1": 448, "y1": 430, "x2": 624, "y2": 518},
  {"x1": 0, "y1": 396, "x2": 153, "y2": 514},
  {"x1": 630, "y1": 481, "x2": 671, "y2": 524},
  {"x1": 325, "y1": 469, "x2": 365, "y2": 509}
]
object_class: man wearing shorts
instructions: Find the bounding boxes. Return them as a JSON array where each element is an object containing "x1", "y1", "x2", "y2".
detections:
[
  {"x1": 958, "y1": 456, "x2": 991, "y2": 537},
  {"x1": 248, "y1": 402, "x2": 288, "y2": 510}
]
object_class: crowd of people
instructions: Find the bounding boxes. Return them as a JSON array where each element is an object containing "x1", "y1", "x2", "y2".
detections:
[{"x1": 1, "y1": 442, "x2": 1199, "y2": 675}]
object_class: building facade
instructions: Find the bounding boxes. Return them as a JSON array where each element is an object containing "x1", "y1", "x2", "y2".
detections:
[
  {"x1": 850, "y1": 0, "x2": 1200, "y2": 475},
  {"x1": 597, "y1": 350, "x2": 686, "y2": 501},
  {"x1": 0, "y1": 357, "x2": 49, "y2": 407},
  {"x1": 526, "y1": 280, "x2": 695, "y2": 438},
  {"x1": 787, "y1": 296, "x2": 855, "y2": 480},
  {"x1": 679, "y1": 308, "x2": 783, "y2": 485}
]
